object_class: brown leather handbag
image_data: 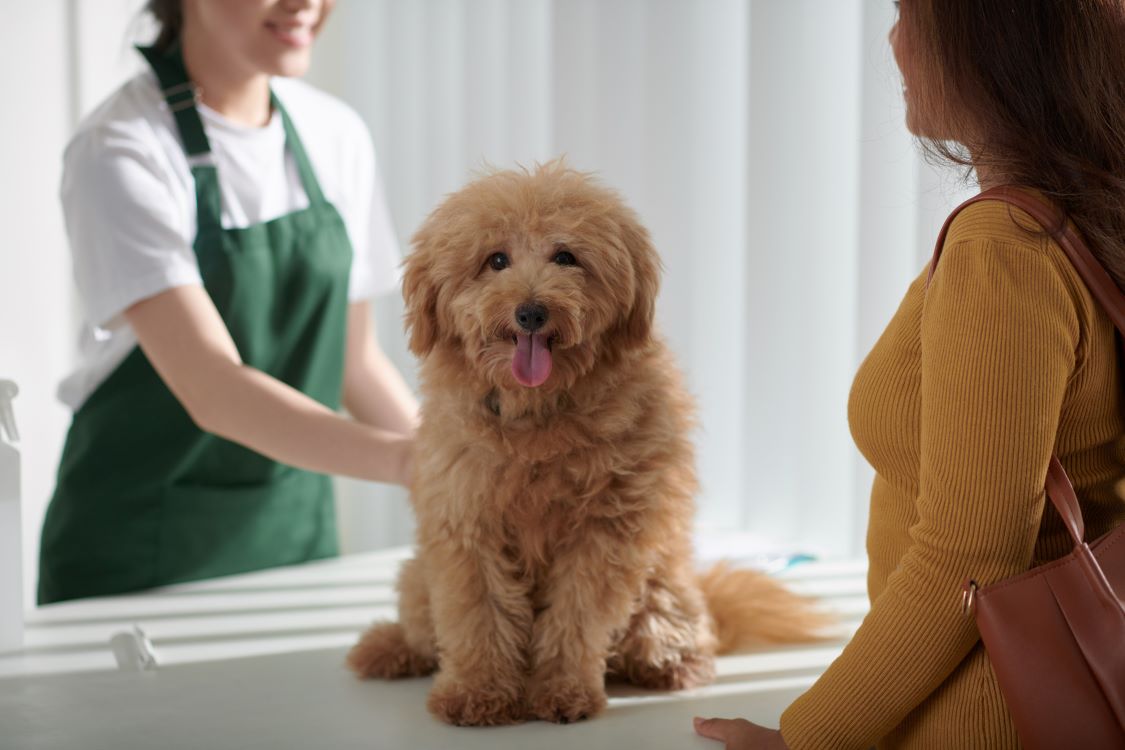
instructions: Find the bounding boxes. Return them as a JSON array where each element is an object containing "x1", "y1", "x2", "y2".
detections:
[{"x1": 928, "y1": 186, "x2": 1125, "y2": 750}]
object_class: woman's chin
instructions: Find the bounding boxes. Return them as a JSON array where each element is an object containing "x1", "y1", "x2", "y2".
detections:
[{"x1": 258, "y1": 50, "x2": 313, "y2": 78}]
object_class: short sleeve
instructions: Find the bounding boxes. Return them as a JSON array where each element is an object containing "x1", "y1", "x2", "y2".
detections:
[
  {"x1": 344, "y1": 123, "x2": 402, "y2": 302},
  {"x1": 61, "y1": 124, "x2": 201, "y2": 331}
]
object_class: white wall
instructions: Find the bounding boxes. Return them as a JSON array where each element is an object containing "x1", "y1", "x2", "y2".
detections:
[
  {"x1": 3, "y1": 0, "x2": 83, "y2": 612},
  {"x1": 4, "y1": 0, "x2": 150, "y2": 611}
]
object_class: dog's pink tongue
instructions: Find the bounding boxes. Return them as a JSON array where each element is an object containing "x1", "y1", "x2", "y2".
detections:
[{"x1": 513, "y1": 333, "x2": 552, "y2": 387}]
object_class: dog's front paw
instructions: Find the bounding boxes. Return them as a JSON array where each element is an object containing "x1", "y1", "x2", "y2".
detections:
[
  {"x1": 346, "y1": 622, "x2": 436, "y2": 679},
  {"x1": 526, "y1": 676, "x2": 607, "y2": 724},
  {"x1": 427, "y1": 676, "x2": 524, "y2": 726}
]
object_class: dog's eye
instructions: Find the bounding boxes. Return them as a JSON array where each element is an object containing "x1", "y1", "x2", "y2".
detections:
[
  {"x1": 487, "y1": 252, "x2": 510, "y2": 271},
  {"x1": 553, "y1": 249, "x2": 577, "y2": 267}
]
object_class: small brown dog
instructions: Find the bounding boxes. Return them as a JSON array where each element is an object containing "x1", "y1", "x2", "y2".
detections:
[{"x1": 347, "y1": 162, "x2": 825, "y2": 726}]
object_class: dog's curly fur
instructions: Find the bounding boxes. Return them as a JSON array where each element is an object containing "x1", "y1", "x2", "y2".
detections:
[{"x1": 347, "y1": 162, "x2": 827, "y2": 726}]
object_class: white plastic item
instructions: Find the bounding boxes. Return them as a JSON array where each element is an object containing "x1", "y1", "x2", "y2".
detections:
[
  {"x1": 109, "y1": 625, "x2": 159, "y2": 671},
  {"x1": 0, "y1": 379, "x2": 22, "y2": 652}
]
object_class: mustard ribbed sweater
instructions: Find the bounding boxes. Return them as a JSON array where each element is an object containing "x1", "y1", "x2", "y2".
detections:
[{"x1": 779, "y1": 198, "x2": 1125, "y2": 749}]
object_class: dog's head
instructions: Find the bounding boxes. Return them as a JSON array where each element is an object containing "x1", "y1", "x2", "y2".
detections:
[{"x1": 403, "y1": 161, "x2": 660, "y2": 394}]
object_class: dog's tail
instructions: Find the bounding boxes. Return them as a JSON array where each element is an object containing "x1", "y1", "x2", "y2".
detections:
[{"x1": 698, "y1": 562, "x2": 835, "y2": 653}]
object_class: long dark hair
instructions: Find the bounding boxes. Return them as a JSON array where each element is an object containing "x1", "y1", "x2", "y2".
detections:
[
  {"x1": 148, "y1": 0, "x2": 182, "y2": 51},
  {"x1": 906, "y1": 0, "x2": 1125, "y2": 289}
]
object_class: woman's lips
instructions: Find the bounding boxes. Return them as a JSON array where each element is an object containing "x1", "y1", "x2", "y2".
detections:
[{"x1": 265, "y1": 22, "x2": 313, "y2": 48}]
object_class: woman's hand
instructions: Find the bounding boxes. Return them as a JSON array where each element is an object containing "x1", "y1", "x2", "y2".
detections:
[
  {"x1": 693, "y1": 717, "x2": 790, "y2": 749},
  {"x1": 126, "y1": 286, "x2": 417, "y2": 486}
]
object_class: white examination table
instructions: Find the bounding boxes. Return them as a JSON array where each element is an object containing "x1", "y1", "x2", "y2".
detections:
[{"x1": 0, "y1": 546, "x2": 867, "y2": 749}]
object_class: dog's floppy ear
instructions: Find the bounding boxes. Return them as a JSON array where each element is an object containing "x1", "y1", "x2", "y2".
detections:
[
  {"x1": 402, "y1": 236, "x2": 441, "y2": 357},
  {"x1": 618, "y1": 216, "x2": 661, "y2": 349}
]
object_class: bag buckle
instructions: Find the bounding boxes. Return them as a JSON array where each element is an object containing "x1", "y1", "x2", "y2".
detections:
[{"x1": 961, "y1": 579, "x2": 978, "y2": 617}]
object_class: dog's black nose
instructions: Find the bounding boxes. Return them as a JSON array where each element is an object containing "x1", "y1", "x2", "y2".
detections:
[{"x1": 515, "y1": 302, "x2": 549, "y2": 332}]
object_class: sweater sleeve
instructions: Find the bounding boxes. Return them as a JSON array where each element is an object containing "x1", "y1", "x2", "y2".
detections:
[{"x1": 778, "y1": 237, "x2": 1080, "y2": 749}]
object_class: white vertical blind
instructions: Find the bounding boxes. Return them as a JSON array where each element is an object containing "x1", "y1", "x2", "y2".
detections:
[{"x1": 741, "y1": 0, "x2": 863, "y2": 553}]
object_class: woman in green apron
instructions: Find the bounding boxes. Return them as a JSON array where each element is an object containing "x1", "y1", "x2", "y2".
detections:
[{"x1": 39, "y1": 0, "x2": 417, "y2": 603}]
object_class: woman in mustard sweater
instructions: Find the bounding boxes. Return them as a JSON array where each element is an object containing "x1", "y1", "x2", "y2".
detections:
[{"x1": 695, "y1": 2, "x2": 1125, "y2": 748}]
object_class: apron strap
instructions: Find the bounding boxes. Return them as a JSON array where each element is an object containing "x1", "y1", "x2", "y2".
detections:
[
  {"x1": 136, "y1": 43, "x2": 211, "y2": 157},
  {"x1": 136, "y1": 43, "x2": 330, "y2": 237},
  {"x1": 136, "y1": 43, "x2": 222, "y2": 236}
]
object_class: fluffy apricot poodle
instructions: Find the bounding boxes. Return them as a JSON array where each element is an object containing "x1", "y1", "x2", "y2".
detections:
[{"x1": 347, "y1": 161, "x2": 826, "y2": 726}]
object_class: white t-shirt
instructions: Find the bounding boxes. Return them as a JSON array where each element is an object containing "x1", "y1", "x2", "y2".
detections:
[{"x1": 57, "y1": 71, "x2": 401, "y2": 412}]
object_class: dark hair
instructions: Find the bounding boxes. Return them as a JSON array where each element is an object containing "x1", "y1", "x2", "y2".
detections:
[
  {"x1": 907, "y1": 0, "x2": 1125, "y2": 289},
  {"x1": 148, "y1": 0, "x2": 182, "y2": 51}
]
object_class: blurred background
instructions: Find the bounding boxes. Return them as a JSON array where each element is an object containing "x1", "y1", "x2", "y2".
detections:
[{"x1": 2, "y1": 0, "x2": 975, "y2": 611}]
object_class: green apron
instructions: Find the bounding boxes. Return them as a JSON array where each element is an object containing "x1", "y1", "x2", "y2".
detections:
[{"x1": 38, "y1": 44, "x2": 352, "y2": 604}]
